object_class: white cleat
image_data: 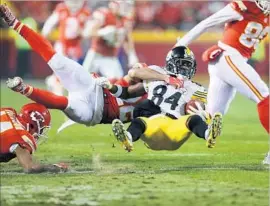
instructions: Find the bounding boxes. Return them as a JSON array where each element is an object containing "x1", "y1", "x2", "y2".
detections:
[
  {"x1": 112, "y1": 119, "x2": 133, "y2": 152},
  {"x1": 6, "y1": 77, "x2": 25, "y2": 92},
  {"x1": 262, "y1": 152, "x2": 270, "y2": 165}
]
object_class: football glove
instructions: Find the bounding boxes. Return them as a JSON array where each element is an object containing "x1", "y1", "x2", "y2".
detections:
[
  {"x1": 187, "y1": 102, "x2": 210, "y2": 122},
  {"x1": 95, "y1": 77, "x2": 113, "y2": 89},
  {"x1": 165, "y1": 76, "x2": 184, "y2": 89}
]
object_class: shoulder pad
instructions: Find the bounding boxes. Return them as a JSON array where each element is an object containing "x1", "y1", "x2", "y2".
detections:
[{"x1": 230, "y1": 1, "x2": 247, "y2": 12}]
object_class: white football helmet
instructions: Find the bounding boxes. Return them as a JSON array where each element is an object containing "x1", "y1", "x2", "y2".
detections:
[
  {"x1": 65, "y1": 0, "x2": 85, "y2": 13},
  {"x1": 109, "y1": 0, "x2": 134, "y2": 17},
  {"x1": 255, "y1": 0, "x2": 270, "y2": 14}
]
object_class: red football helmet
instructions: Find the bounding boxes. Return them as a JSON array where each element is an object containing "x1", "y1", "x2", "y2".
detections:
[{"x1": 18, "y1": 103, "x2": 51, "y2": 142}]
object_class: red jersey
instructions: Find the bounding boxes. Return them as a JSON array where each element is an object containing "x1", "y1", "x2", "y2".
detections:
[
  {"x1": 0, "y1": 108, "x2": 37, "y2": 162},
  {"x1": 222, "y1": 1, "x2": 269, "y2": 58},
  {"x1": 91, "y1": 7, "x2": 127, "y2": 57},
  {"x1": 55, "y1": 3, "x2": 91, "y2": 58},
  {"x1": 90, "y1": 74, "x2": 147, "y2": 123}
]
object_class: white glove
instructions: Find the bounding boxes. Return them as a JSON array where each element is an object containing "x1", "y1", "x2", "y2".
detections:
[
  {"x1": 187, "y1": 102, "x2": 209, "y2": 122},
  {"x1": 97, "y1": 25, "x2": 117, "y2": 46},
  {"x1": 95, "y1": 77, "x2": 112, "y2": 89}
]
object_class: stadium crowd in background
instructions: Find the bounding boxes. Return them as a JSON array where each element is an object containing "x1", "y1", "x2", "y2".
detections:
[{"x1": 0, "y1": 0, "x2": 226, "y2": 30}]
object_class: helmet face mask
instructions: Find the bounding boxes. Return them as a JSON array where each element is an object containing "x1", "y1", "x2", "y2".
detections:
[
  {"x1": 165, "y1": 46, "x2": 197, "y2": 79},
  {"x1": 255, "y1": 0, "x2": 270, "y2": 15}
]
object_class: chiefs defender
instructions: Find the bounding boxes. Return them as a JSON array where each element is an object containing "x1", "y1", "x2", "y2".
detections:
[
  {"x1": 0, "y1": 103, "x2": 67, "y2": 173},
  {"x1": 82, "y1": 0, "x2": 138, "y2": 80},
  {"x1": 42, "y1": 0, "x2": 91, "y2": 95},
  {"x1": 176, "y1": 1, "x2": 269, "y2": 134},
  {"x1": 0, "y1": 3, "x2": 181, "y2": 130}
]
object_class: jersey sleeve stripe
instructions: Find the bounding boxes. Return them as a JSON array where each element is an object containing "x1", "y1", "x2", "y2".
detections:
[
  {"x1": 191, "y1": 95, "x2": 207, "y2": 103},
  {"x1": 225, "y1": 56, "x2": 264, "y2": 101},
  {"x1": 194, "y1": 91, "x2": 207, "y2": 97}
]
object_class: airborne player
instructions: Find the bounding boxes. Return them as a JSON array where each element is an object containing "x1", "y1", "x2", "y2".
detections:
[
  {"x1": 0, "y1": 4, "x2": 181, "y2": 132},
  {"x1": 0, "y1": 103, "x2": 67, "y2": 173},
  {"x1": 42, "y1": 0, "x2": 91, "y2": 95},
  {"x1": 98, "y1": 46, "x2": 223, "y2": 152},
  {"x1": 82, "y1": 0, "x2": 138, "y2": 80}
]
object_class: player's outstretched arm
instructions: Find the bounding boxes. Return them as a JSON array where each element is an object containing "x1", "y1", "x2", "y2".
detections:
[
  {"x1": 95, "y1": 77, "x2": 145, "y2": 99},
  {"x1": 0, "y1": 4, "x2": 55, "y2": 62},
  {"x1": 175, "y1": 4, "x2": 242, "y2": 47},
  {"x1": 128, "y1": 63, "x2": 183, "y2": 88},
  {"x1": 15, "y1": 146, "x2": 68, "y2": 174}
]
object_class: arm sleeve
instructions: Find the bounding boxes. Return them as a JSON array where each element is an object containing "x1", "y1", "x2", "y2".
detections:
[
  {"x1": 41, "y1": 12, "x2": 59, "y2": 37},
  {"x1": 175, "y1": 4, "x2": 243, "y2": 47}
]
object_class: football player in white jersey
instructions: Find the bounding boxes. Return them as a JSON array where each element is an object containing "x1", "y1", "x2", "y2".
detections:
[{"x1": 98, "y1": 46, "x2": 223, "y2": 152}]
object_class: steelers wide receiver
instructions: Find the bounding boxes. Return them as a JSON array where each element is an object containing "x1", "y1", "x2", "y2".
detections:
[{"x1": 97, "y1": 46, "x2": 223, "y2": 152}]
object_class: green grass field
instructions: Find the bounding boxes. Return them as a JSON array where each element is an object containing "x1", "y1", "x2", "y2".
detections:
[{"x1": 0, "y1": 80, "x2": 269, "y2": 206}]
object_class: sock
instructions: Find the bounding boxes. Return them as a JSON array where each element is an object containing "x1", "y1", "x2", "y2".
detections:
[
  {"x1": 22, "y1": 86, "x2": 68, "y2": 110},
  {"x1": 127, "y1": 118, "x2": 146, "y2": 142},
  {"x1": 12, "y1": 21, "x2": 55, "y2": 62},
  {"x1": 186, "y1": 115, "x2": 208, "y2": 139},
  {"x1": 257, "y1": 96, "x2": 269, "y2": 133}
]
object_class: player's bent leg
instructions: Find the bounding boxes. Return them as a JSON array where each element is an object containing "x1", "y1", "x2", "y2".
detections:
[
  {"x1": 207, "y1": 64, "x2": 237, "y2": 116},
  {"x1": 48, "y1": 53, "x2": 95, "y2": 92},
  {"x1": 9, "y1": 20, "x2": 55, "y2": 62},
  {"x1": 223, "y1": 55, "x2": 269, "y2": 133},
  {"x1": 186, "y1": 115, "x2": 208, "y2": 139},
  {"x1": 2, "y1": 8, "x2": 94, "y2": 93},
  {"x1": 127, "y1": 118, "x2": 146, "y2": 142},
  {"x1": 112, "y1": 119, "x2": 133, "y2": 152},
  {"x1": 7, "y1": 77, "x2": 68, "y2": 110}
]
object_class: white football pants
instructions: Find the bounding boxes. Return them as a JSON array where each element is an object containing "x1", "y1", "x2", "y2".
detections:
[{"x1": 207, "y1": 52, "x2": 269, "y2": 115}]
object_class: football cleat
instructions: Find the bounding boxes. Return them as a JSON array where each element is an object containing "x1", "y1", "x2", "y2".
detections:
[
  {"x1": 262, "y1": 152, "x2": 270, "y2": 165},
  {"x1": 112, "y1": 119, "x2": 133, "y2": 152},
  {"x1": 6, "y1": 77, "x2": 26, "y2": 93},
  {"x1": 206, "y1": 112, "x2": 223, "y2": 148},
  {"x1": 0, "y1": 4, "x2": 17, "y2": 27}
]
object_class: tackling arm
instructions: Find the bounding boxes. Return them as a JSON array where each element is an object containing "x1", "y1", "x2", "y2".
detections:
[
  {"x1": 175, "y1": 4, "x2": 243, "y2": 47},
  {"x1": 128, "y1": 64, "x2": 183, "y2": 88},
  {"x1": 109, "y1": 83, "x2": 146, "y2": 99},
  {"x1": 15, "y1": 146, "x2": 68, "y2": 173}
]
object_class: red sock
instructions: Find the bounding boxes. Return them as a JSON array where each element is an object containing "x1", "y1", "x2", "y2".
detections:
[
  {"x1": 13, "y1": 21, "x2": 55, "y2": 62},
  {"x1": 257, "y1": 96, "x2": 269, "y2": 133},
  {"x1": 23, "y1": 86, "x2": 68, "y2": 110}
]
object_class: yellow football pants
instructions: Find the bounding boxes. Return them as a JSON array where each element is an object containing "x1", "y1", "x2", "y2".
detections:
[{"x1": 139, "y1": 114, "x2": 193, "y2": 151}]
